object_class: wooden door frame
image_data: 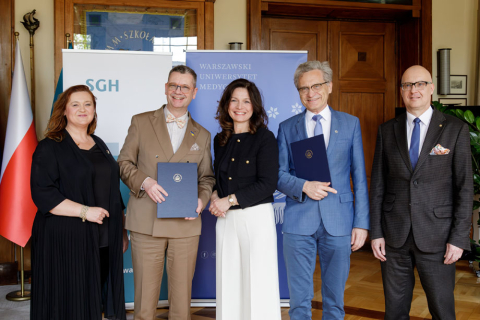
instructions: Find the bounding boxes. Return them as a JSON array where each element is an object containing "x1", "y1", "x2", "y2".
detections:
[
  {"x1": 0, "y1": 0, "x2": 18, "y2": 278},
  {"x1": 248, "y1": 0, "x2": 432, "y2": 109},
  {"x1": 54, "y1": 0, "x2": 215, "y2": 82}
]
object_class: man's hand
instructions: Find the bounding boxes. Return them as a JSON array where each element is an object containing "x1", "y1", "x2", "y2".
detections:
[
  {"x1": 444, "y1": 243, "x2": 463, "y2": 264},
  {"x1": 371, "y1": 238, "x2": 386, "y2": 261},
  {"x1": 143, "y1": 178, "x2": 168, "y2": 203},
  {"x1": 302, "y1": 181, "x2": 337, "y2": 200},
  {"x1": 351, "y1": 228, "x2": 368, "y2": 251},
  {"x1": 185, "y1": 198, "x2": 203, "y2": 220}
]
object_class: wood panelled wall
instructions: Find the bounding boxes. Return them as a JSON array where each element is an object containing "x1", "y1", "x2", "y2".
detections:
[
  {"x1": 0, "y1": 0, "x2": 15, "y2": 267},
  {"x1": 248, "y1": 0, "x2": 433, "y2": 111}
]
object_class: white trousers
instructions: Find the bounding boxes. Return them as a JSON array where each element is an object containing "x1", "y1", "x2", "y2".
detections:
[{"x1": 216, "y1": 203, "x2": 281, "y2": 320}]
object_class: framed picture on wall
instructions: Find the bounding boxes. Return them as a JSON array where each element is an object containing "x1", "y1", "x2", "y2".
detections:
[
  {"x1": 449, "y1": 75, "x2": 467, "y2": 95},
  {"x1": 438, "y1": 98, "x2": 467, "y2": 106}
]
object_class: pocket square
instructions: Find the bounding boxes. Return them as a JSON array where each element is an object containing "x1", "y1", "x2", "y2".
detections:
[
  {"x1": 430, "y1": 144, "x2": 450, "y2": 155},
  {"x1": 190, "y1": 143, "x2": 200, "y2": 151}
]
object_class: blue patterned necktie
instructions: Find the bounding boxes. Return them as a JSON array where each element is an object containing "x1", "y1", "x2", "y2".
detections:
[
  {"x1": 312, "y1": 114, "x2": 324, "y2": 136},
  {"x1": 409, "y1": 118, "x2": 421, "y2": 169}
]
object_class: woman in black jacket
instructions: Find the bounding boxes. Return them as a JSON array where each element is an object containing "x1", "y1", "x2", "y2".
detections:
[
  {"x1": 30, "y1": 85, "x2": 128, "y2": 320},
  {"x1": 209, "y1": 79, "x2": 281, "y2": 320}
]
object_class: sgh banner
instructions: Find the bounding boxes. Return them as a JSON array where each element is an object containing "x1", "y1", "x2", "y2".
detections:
[
  {"x1": 63, "y1": 49, "x2": 172, "y2": 305},
  {"x1": 187, "y1": 50, "x2": 308, "y2": 301}
]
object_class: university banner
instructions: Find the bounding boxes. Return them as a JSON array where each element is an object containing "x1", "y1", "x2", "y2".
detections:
[
  {"x1": 63, "y1": 49, "x2": 172, "y2": 306},
  {"x1": 186, "y1": 50, "x2": 308, "y2": 301}
]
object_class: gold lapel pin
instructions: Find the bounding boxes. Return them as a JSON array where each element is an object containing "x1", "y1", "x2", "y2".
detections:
[
  {"x1": 439, "y1": 124, "x2": 443, "y2": 127},
  {"x1": 335, "y1": 130, "x2": 338, "y2": 133},
  {"x1": 106, "y1": 150, "x2": 110, "y2": 154}
]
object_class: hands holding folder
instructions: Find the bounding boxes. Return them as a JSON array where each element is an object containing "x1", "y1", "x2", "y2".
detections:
[
  {"x1": 143, "y1": 176, "x2": 202, "y2": 220},
  {"x1": 290, "y1": 134, "x2": 337, "y2": 200}
]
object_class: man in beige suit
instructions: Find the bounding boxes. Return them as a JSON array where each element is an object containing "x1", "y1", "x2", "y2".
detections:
[{"x1": 118, "y1": 65, "x2": 215, "y2": 320}]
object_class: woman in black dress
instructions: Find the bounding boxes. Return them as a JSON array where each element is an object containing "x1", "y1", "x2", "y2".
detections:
[
  {"x1": 30, "y1": 85, "x2": 128, "y2": 320},
  {"x1": 209, "y1": 79, "x2": 281, "y2": 319}
]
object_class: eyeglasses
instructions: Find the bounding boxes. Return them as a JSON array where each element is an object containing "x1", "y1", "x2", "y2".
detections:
[
  {"x1": 297, "y1": 82, "x2": 329, "y2": 95},
  {"x1": 400, "y1": 81, "x2": 432, "y2": 91},
  {"x1": 168, "y1": 83, "x2": 192, "y2": 94}
]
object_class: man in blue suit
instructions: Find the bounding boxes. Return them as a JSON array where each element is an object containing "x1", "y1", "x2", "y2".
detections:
[{"x1": 277, "y1": 61, "x2": 370, "y2": 319}]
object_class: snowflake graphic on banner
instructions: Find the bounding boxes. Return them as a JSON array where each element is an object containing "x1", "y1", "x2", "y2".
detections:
[
  {"x1": 267, "y1": 107, "x2": 279, "y2": 119},
  {"x1": 291, "y1": 103, "x2": 303, "y2": 115}
]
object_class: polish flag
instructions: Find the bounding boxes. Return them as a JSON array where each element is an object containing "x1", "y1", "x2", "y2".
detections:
[{"x1": 0, "y1": 39, "x2": 38, "y2": 247}]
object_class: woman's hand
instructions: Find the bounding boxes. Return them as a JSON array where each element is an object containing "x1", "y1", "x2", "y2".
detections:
[
  {"x1": 123, "y1": 229, "x2": 129, "y2": 253},
  {"x1": 210, "y1": 190, "x2": 220, "y2": 203},
  {"x1": 86, "y1": 207, "x2": 109, "y2": 224},
  {"x1": 209, "y1": 197, "x2": 231, "y2": 217}
]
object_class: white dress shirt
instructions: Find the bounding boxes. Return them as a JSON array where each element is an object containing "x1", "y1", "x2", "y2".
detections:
[
  {"x1": 164, "y1": 107, "x2": 189, "y2": 154},
  {"x1": 305, "y1": 106, "x2": 332, "y2": 148},
  {"x1": 406, "y1": 106, "x2": 433, "y2": 154}
]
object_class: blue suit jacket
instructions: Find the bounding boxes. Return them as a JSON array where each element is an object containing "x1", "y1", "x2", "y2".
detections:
[{"x1": 277, "y1": 107, "x2": 369, "y2": 236}]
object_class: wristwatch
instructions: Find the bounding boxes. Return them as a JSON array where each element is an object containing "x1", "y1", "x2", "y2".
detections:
[{"x1": 228, "y1": 194, "x2": 235, "y2": 206}]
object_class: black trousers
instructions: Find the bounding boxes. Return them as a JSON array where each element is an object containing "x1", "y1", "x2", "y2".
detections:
[{"x1": 381, "y1": 232, "x2": 456, "y2": 320}]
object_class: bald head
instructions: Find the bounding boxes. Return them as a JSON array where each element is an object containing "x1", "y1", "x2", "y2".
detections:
[
  {"x1": 400, "y1": 65, "x2": 434, "y2": 117},
  {"x1": 401, "y1": 65, "x2": 433, "y2": 83}
]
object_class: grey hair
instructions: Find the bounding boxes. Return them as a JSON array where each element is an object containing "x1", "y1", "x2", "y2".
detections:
[
  {"x1": 293, "y1": 61, "x2": 333, "y2": 88},
  {"x1": 168, "y1": 65, "x2": 197, "y2": 88}
]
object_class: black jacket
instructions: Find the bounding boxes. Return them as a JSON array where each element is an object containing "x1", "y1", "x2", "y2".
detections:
[
  {"x1": 213, "y1": 127, "x2": 279, "y2": 209},
  {"x1": 369, "y1": 108, "x2": 473, "y2": 252}
]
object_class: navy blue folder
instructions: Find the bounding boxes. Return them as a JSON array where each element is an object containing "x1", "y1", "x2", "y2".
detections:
[
  {"x1": 290, "y1": 134, "x2": 332, "y2": 185},
  {"x1": 156, "y1": 163, "x2": 198, "y2": 218}
]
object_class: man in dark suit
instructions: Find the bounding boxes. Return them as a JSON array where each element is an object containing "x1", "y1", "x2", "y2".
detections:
[{"x1": 370, "y1": 65, "x2": 472, "y2": 319}]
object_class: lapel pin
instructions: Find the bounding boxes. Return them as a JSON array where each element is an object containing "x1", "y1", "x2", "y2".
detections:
[
  {"x1": 106, "y1": 150, "x2": 110, "y2": 154},
  {"x1": 439, "y1": 124, "x2": 443, "y2": 127},
  {"x1": 190, "y1": 131, "x2": 195, "y2": 136},
  {"x1": 335, "y1": 130, "x2": 338, "y2": 133}
]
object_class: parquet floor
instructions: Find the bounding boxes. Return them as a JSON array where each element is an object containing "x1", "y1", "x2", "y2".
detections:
[{"x1": 125, "y1": 251, "x2": 480, "y2": 319}]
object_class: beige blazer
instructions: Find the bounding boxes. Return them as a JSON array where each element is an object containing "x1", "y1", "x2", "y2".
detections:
[{"x1": 118, "y1": 105, "x2": 215, "y2": 238}]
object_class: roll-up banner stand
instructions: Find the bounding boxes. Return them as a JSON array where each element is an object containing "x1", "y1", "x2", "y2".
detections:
[
  {"x1": 187, "y1": 50, "x2": 308, "y2": 307},
  {"x1": 63, "y1": 49, "x2": 173, "y2": 309}
]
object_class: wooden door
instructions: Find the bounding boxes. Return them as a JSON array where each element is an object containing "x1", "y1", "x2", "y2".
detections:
[
  {"x1": 261, "y1": 17, "x2": 327, "y2": 61},
  {"x1": 329, "y1": 21, "x2": 396, "y2": 187},
  {"x1": 261, "y1": 18, "x2": 396, "y2": 187}
]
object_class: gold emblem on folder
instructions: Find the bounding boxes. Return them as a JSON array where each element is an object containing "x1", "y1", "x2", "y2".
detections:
[{"x1": 305, "y1": 150, "x2": 313, "y2": 159}]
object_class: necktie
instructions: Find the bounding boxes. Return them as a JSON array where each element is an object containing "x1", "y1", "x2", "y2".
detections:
[
  {"x1": 312, "y1": 114, "x2": 323, "y2": 136},
  {"x1": 409, "y1": 118, "x2": 421, "y2": 169},
  {"x1": 166, "y1": 113, "x2": 186, "y2": 129}
]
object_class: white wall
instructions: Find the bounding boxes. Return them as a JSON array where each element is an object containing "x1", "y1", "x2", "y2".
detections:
[
  {"x1": 214, "y1": 0, "x2": 247, "y2": 50},
  {"x1": 432, "y1": 0, "x2": 478, "y2": 104},
  {"x1": 15, "y1": 0, "x2": 55, "y2": 138}
]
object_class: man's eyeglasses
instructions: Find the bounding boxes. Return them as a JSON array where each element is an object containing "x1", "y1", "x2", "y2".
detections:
[
  {"x1": 168, "y1": 83, "x2": 192, "y2": 94},
  {"x1": 297, "y1": 82, "x2": 329, "y2": 95},
  {"x1": 400, "y1": 81, "x2": 432, "y2": 91}
]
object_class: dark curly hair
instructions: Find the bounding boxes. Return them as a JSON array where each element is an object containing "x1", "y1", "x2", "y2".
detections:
[{"x1": 215, "y1": 79, "x2": 268, "y2": 146}]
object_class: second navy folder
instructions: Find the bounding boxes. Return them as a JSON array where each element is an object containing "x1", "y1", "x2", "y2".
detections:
[
  {"x1": 290, "y1": 134, "x2": 332, "y2": 185},
  {"x1": 156, "y1": 162, "x2": 198, "y2": 218}
]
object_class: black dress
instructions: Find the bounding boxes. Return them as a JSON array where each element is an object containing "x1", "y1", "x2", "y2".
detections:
[{"x1": 30, "y1": 131, "x2": 126, "y2": 320}]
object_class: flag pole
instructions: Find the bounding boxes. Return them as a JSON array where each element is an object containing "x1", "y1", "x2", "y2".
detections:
[
  {"x1": 20, "y1": 9, "x2": 40, "y2": 118},
  {"x1": 5, "y1": 32, "x2": 32, "y2": 302},
  {"x1": 6, "y1": 246, "x2": 30, "y2": 301}
]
